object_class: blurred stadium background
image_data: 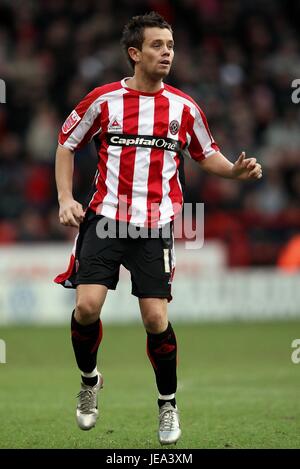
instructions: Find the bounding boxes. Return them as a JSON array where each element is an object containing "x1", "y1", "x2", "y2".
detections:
[{"x1": 1, "y1": 0, "x2": 300, "y2": 449}]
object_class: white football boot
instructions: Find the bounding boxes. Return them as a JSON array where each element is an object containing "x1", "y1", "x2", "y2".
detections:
[
  {"x1": 76, "y1": 373, "x2": 103, "y2": 431},
  {"x1": 158, "y1": 402, "x2": 181, "y2": 445}
]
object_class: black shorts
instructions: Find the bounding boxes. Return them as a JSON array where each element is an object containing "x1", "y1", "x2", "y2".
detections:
[{"x1": 73, "y1": 211, "x2": 175, "y2": 301}]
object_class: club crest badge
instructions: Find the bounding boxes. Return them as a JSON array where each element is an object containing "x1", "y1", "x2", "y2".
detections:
[{"x1": 169, "y1": 120, "x2": 179, "y2": 135}]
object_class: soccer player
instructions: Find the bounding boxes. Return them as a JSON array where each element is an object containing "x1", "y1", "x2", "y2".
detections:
[{"x1": 54, "y1": 12, "x2": 262, "y2": 445}]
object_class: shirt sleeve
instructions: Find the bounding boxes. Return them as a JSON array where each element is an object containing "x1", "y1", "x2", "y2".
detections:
[
  {"x1": 58, "y1": 88, "x2": 102, "y2": 151},
  {"x1": 186, "y1": 104, "x2": 219, "y2": 161}
]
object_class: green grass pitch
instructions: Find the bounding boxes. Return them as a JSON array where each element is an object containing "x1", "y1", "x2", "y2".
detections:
[{"x1": 0, "y1": 321, "x2": 300, "y2": 449}]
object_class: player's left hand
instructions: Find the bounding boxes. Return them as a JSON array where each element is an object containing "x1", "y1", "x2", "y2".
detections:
[{"x1": 232, "y1": 151, "x2": 263, "y2": 180}]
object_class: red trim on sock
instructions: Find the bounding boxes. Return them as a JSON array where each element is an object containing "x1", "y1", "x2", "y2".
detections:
[
  {"x1": 91, "y1": 319, "x2": 103, "y2": 354},
  {"x1": 146, "y1": 336, "x2": 158, "y2": 370},
  {"x1": 71, "y1": 330, "x2": 90, "y2": 341},
  {"x1": 154, "y1": 343, "x2": 176, "y2": 355}
]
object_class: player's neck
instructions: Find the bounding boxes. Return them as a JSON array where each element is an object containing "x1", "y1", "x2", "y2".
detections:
[{"x1": 125, "y1": 73, "x2": 163, "y2": 93}]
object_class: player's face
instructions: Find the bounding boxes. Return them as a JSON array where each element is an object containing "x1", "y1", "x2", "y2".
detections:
[{"x1": 139, "y1": 27, "x2": 174, "y2": 79}]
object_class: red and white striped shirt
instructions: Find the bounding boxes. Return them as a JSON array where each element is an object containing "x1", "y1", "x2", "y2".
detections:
[{"x1": 58, "y1": 78, "x2": 219, "y2": 227}]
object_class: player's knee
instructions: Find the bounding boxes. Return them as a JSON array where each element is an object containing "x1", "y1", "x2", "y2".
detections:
[
  {"x1": 75, "y1": 297, "x2": 102, "y2": 323},
  {"x1": 143, "y1": 312, "x2": 168, "y2": 334}
]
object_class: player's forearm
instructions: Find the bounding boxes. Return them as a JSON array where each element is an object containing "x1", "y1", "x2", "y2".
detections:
[
  {"x1": 55, "y1": 145, "x2": 75, "y2": 202},
  {"x1": 199, "y1": 151, "x2": 235, "y2": 178}
]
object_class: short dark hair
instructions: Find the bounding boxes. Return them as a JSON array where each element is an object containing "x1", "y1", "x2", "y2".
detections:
[{"x1": 121, "y1": 11, "x2": 173, "y2": 70}]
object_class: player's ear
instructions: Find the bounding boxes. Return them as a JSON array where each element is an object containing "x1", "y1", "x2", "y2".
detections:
[{"x1": 128, "y1": 47, "x2": 141, "y2": 65}]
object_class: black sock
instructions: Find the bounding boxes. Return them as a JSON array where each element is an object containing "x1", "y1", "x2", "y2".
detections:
[
  {"x1": 146, "y1": 322, "x2": 177, "y2": 396},
  {"x1": 71, "y1": 310, "x2": 103, "y2": 374},
  {"x1": 82, "y1": 375, "x2": 99, "y2": 387},
  {"x1": 158, "y1": 398, "x2": 176, "y2": 408}
]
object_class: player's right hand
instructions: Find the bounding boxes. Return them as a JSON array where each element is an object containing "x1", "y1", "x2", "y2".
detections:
[{"x1": 58, "y1": 198, "x2": 85, "y2": 227}]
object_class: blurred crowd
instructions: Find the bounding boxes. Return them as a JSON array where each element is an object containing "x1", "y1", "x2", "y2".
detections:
[{"x1": 0, "y1": 0, "x2": 300, "y2": 266}]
